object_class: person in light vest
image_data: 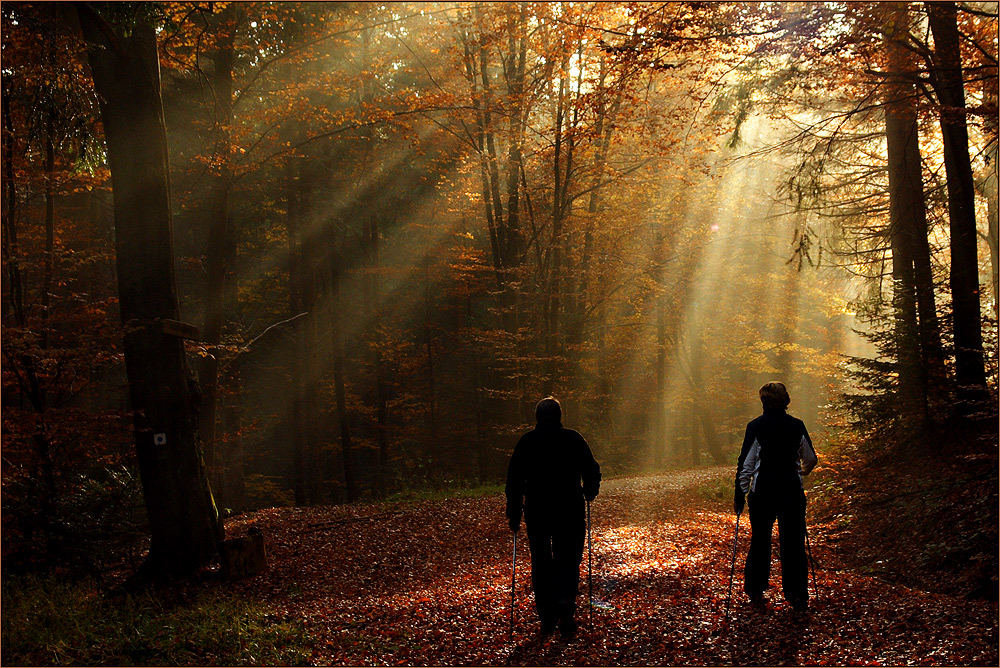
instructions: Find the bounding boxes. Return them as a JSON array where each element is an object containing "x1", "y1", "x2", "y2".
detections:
[
  {"x1": 734, "y1": 382, "x2": 818, "y2": 612},
  {"x1": 506, "y1": 397, "x2": 601, "y2": 637}
]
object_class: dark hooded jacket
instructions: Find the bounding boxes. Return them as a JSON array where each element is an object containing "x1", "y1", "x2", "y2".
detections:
[{"x1": 505, "y1": 418, "x2": 601, "y2": 527}]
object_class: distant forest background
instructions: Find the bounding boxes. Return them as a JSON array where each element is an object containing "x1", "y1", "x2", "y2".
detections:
[{"x1": 2, "y1": 2, "x2": 996, "y2": 580}]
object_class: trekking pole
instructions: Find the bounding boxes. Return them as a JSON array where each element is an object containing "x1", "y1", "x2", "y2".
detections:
[
  {"x1": 510, "y1": 530, "x2": 517, "y2": 639},
  {"x1": 805, "y1": 524, "x2": 818, "y2": 603},
  {"x1": 724, "y1": 510, "x2": 741, "y2": 629},
  {"x1": 587, "y1": 498, "x2": 593, "y2": 627}
]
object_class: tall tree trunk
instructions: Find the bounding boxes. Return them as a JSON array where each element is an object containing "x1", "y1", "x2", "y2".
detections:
[
  {"x1": 545, "y1": 40, "x2": 570, "y2": 395},
  {"x1": 197, "y1": 23, "x2": 234, "y2": 505},
  {"x1": 885, "y1": 3, "x2": 945, "y2": 422},
  {"x1": 983, "y1": 144, "x2": 999, "y2": 323},
  {"x1": 886, "y1": 103, "x2": 925, "y2": 420},
  {"x1": 462, "y1": 32, "x2": 503, "y2": 285},
  {"x1": 698, "y1": 410, "x2": 726, "y2": 466},
  {"x1": 503, "y1": 2, "x2": 527, "y2": 265},
  {"x1": 76, "y1": 6, "x2": 220, "y2": 580},
  {"x1": 926, "y1": 1, "x2": 990, "y2": 411},
  {"x1": 476, "y1": 9, "x2": 508, "y2": 271},
  {"x1": 976, "y1": 71, "x2": 998, "y2": 324},
  {"x1": 41, "y1": 111, "x2": 55, "y2": 349},
  {"x1": 285, "y1": 161, "x2": 308, "y2": 506},
  {"x1": 2, "y1": 90, "x2": 26, "y2": 327},
  {"x1": 363, "y1": 214, "x2": 389, "y2": 499},
  {"x1": 423, "y1": 252, "x2": 438, "y2": 445},
  {"x1": 330, "y1": 258, "x2": 357, "y2": 502},
  {"x1": 883, "y1": 40, "x2": 925, "y2": 423},
  {"x1": 689, "y1": 402, "x2": 701, "y2": 467},
  {"x1": 653, "y1": 228, "x2": 667, "y2": 469}
]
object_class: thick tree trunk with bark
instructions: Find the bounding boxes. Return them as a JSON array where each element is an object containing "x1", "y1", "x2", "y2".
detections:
[
  {"x1": 885, "y1": 102, "x2": 925, "y2": 420},
  {"x1": 883, "y1": 10, "x2": 926, "y2": 421},
  {"x1": 884, "y1": 4, "x2": 946, "y2": 422},
  {"x1": 926, "y1": 1, "x2": 990, "y2": 412},
  {"x1": 76, "y1": 6, "x2": 221, "y2": 580}
]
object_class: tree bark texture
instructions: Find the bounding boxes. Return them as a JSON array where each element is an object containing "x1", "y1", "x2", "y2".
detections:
[
  {"x1": 884, "y1": 3, "x2": 947, "y2": 420},
  {"x1": 884, "y1": 5, "x2": 927, "y2": 420},
  {"x1": 926, "y1": 1, "x2": 990, "y2": 410},
  {"x1": 76, "y1": 6, "x2": 221, "y2": 579}
]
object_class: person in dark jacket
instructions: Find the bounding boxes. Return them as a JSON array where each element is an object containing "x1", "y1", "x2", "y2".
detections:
[
  {"x1": 506, "y1": 397, "x2": 601, "y2": 637},
  {"x1": 734, "y1": 382, "x2": 817, "y2": 613}
]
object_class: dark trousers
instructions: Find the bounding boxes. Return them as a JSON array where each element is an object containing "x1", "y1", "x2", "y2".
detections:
[
  {"x1": 525, "y1": 515, "x2": 585, "y2": 625},
  {"x1": 744, "y1": 489, "x2": 808, "y2": 603}
]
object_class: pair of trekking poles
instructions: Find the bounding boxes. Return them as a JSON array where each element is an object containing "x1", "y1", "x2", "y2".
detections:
[
  {"x1": 724, "y1": 508, "x2": 818, "y2": 627},
  {"x1": 509, "y1": 500, "x2": 594, "y2": 638},
  {"x1": 508, "y1": 500, "x2": 816, "y2": 636}
]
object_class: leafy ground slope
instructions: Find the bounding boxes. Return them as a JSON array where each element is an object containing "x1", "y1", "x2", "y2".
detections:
[{"x1": 227, "y1": 467, "x2": 997, "y2": 666}]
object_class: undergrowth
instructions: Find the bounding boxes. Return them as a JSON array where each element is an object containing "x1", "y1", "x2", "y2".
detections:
[
  {"x1": 0, "y1": 575, "x2": 311, "y2": 666},
  {"x1": 811, "y1": 417, "x2": 999, "y2": 600}
]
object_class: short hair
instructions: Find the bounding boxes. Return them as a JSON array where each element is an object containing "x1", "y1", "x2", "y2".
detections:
[
  {"x1": 759, "y1": 382, "x2": 790, "y2": 411},
  {"x1": 535, "y1": 396, "x2": 562, "y2": 423}
]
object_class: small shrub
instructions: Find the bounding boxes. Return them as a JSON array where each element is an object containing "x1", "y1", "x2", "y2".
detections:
[{"x1": 695, "y1": 475, "x2": 732, "y2": 503}]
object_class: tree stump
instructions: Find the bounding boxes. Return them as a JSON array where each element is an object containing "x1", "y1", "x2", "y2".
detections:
[{"x1": 221, "y1": 527, "x2": 267, "y2": 580}]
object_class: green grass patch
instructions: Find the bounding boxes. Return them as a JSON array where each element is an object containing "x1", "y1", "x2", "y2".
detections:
[
  {"x1": 694, "y1": 473, "x2": 732, "y2": 503},
  {"x1": 1, "y1": 575, "x2": 311, "y2": 666},
  {"x1": 386, "y1": 482, "x2": 505, "y2": 504}
]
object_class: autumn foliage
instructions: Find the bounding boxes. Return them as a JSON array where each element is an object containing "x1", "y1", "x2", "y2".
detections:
[{"x1": 1, "y1": 1, "x2": 997, "y2": 656}]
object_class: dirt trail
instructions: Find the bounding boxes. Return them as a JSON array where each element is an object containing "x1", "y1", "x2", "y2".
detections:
[{"x1": 229, "y1": 466, "x2": 997, "y2": 666}]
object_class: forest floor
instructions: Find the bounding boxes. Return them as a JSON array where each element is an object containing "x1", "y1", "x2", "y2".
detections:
[{"x1": 226, "y1": 466, "x2": 998, "y2": 666}]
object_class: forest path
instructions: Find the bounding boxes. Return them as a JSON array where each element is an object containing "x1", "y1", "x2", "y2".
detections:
[{"x1": 228, "y1": 466, "x2": 997, "y2": 666}]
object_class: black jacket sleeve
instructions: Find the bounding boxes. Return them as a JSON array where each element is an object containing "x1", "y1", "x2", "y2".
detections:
[{"x1": 505, "y1": 437, "x2": 525, "y2": 524}]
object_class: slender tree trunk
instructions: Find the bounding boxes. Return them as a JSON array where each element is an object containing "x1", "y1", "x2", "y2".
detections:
[
  {"x1": 503, "y1": 2, "x2": 526, "y2": 265},
  {"x1": 886, "y1": 102, "x2": 925, "y2": 420},
  {"x1": 983, "y1": 151, "x2": 999, "y2": 322},
  {"x1": 198, "y1": 26, "x2": 234, "y2": 503},
  {"x1": 476, "y1": 9, "x2": 507, "y2": 269},
  {"x1": 885, "y1": 4, "x2": 945, "y2": 422},
  {"x1": 423, "y1": 252, "x2": 438, "y2": 444},
  {"x1": 77, "y1": 6, "x2": 220, "y2": 580},
  {"x1": 362, "y1": 214, "x2": 389, "y2": 499},
  {"x1": 976, "y1": 74, "x2": 999, "y2": 323},
  {"x1": 926, "y1": 1, "x2": 990, "y2": 411},
  {"x1": 330, "y1": 258, "x2": 357, "y2": 502},
  {"x1": 689, "y1": 402, "x2": 701, "y2": 467},
  {"x1": 2, "y1": 91, "x2": 26, "y2": 327},
  {"x1": 653, "y1": 227, "x2": 667, "y2": 469},
  {"x1": 545, "y1": 41, "x2": 570, "y2": 396},
  {"x1": 698, "y1": 410, "x2": 726, "y2": 466},
  {"x1": 40, "y1": 112, "x2": 55, "y2": 350},
  {"x1": 463, "y1": 34, "x2": 503, "y2": 284},
  {"x1": 285, "y1": 162, "x2": 308, "y2": 506}
]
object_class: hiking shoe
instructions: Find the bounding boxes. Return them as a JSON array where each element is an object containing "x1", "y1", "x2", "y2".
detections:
[
  {"x1": 749, "y1": 593, "x2": 766, "y2": 608},
  {"x1": 790, "y1": 598, "x2": 809, "y2": 614},
  {"x1": 540, "y1": 618, "x2": 557, "y2": 636}
]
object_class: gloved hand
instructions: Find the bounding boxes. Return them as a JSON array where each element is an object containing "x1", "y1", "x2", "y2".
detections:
[
  {"x1": 509, "y1": 518, "x2": 520, "y2": 533},
  {"x1": 734, "y1": 487, "x2": 745, "y2": 516}
]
